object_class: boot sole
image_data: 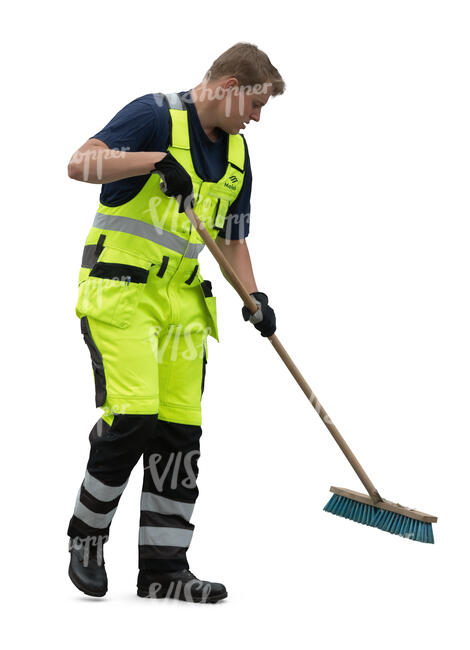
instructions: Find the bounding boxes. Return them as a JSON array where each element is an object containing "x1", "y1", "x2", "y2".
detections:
[
  {"x1": 137, "y1": 587, "x2": 227, "y2": 603},
  {"x1": 68, "y1": 565, "x2": 107, "y2": 598}
]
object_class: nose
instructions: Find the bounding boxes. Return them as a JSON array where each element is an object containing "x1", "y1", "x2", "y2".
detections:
[{"x1": 249, "y1": 107, "x2": 261, "y2": 122}]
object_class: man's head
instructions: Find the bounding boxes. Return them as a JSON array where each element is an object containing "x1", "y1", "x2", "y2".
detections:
[{"x1": 191, "y1": 43, "x2": 285, "y2": 136}]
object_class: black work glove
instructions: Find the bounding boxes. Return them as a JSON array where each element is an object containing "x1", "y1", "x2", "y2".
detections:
[
  {"x1": 152, "y1": 151, "x2": 194, "y2": 213},
  {"x1": 242, "y1": 292, "x2": 276, "y2": 338}
]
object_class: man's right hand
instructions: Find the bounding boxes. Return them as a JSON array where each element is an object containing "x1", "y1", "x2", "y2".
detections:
[{"x1": 152, "y1": 152, "x2": 194, "y2": 213}]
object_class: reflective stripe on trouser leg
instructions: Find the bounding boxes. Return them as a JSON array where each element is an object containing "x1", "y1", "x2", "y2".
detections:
[
  {"x1": 73, "y1": 470, "x2": 126, "y2": 528},
  {"x1": 138, "y1": 420, "x2": 202, "y2": 572},
  {"x1": 67, "y1": 415, "x2": 155, "y2": 540}
]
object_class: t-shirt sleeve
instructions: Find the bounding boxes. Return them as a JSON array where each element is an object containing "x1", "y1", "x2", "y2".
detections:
[
  {"x1": 91, "y1": 96, "x2": 164, "y2": 153},
  {"x1": 218, "y1": 138, "x2": 252, "y2": 240}
]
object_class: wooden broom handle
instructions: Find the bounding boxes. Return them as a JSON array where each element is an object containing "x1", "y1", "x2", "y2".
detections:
[{"x1": 186, "y1": 207, "x2": 383, "y2": 503}]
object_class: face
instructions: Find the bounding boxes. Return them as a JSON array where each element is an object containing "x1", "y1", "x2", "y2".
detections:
[{"x1": 220, "y1": 80, "x2": 272, "y2": 135}]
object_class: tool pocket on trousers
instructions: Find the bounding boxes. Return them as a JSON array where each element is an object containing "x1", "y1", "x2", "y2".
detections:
[
  {"x1": 81, "y1": 316, "x2": 106, "y2": 407},
  {"x1": 200, "y1": 280, "x2": 219, "y2": 341},
  {"x1": 76, "y1": 257, "x2": 151, "y2": 329}
]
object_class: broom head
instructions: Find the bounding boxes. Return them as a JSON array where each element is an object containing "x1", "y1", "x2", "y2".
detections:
[{"x1": 324, "y1": 486, "x2": 437, "y2": 544}]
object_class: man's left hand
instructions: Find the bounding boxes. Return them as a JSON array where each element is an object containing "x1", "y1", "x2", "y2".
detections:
[{"x1": 242, "y1": 292, "x2": 276, "y2": 337}]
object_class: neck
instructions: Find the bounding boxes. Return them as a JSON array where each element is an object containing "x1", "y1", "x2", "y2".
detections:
[{"x1": 190, "y1": 85, "x2": 221, "y2": 142}]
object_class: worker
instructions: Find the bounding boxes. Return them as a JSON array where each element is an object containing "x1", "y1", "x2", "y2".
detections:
[{"x1": 66, "y1": 42, "x2": 285, "y2": 603}]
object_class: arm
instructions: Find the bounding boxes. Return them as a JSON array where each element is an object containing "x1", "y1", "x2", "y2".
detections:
[
  {"x1": 215, "y1": 237, "x2": 258, "y2": 294},
  {"x1": 67, "y1": 138, "x2": 167, "y2": 184},
  {"x1": 215, "y1": 236, "x2": 276, "y2": 338}
]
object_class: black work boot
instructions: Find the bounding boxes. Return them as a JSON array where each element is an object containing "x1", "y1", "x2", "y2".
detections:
[
  {"x1": 68, "y1": 536, "x2": 108, "y2": 597},
  {"x1": 137, "y1": 569, "x2": 227, "y2": 603}
]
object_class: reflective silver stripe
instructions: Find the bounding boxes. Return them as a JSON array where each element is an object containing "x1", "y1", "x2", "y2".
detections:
[
  {"x1": 73, "y1": 492, "x2": 117, "y2": 529},
  {"x1": 93, "y1": 212, "x2": 204, "y2": 259},
  {"x1": 84, "y1": 470, "x2": 128, "y2": 502},
  {"x1": 140, "y1": 492, "x2": 194, "y2": 522},
  {"x1": 139, "y1": 526, "x2": 193, "y2": 548},
  {"x1": 165, "y1": 92, "x2": 184, "y2": 110}
]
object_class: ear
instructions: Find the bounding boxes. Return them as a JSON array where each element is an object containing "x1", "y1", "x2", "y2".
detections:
[{"x1": 224, "y1": 76, "x2": 239, "y2": 91}]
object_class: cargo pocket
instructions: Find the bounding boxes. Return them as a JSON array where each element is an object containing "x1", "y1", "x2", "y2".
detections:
[
  {"x1": 76, "y1": 255, "x2": 152, "y2": 329},
  {"x1": 200, "y1": 279, "x2": 219, "y2": 341},
  {"x1": 81, "y1": 316, "x2": 106, "y2": 407},
  {"x1": 194, "y1": 195, "x2": 217, "y2": 230}
]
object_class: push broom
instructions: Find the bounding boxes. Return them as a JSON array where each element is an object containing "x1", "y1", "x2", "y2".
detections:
[{"x1": 185, "y1": 206, "x2": 438, "y2": 544}]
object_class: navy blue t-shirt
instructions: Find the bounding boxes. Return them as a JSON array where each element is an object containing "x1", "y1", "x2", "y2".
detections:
[{"x1": 91, "y1": 91, "x2": 252, "y2": 240}]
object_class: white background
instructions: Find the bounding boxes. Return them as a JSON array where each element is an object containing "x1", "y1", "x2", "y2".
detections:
[{"x1": 2, "y1": 0, "x2": 469, "y2": 648}]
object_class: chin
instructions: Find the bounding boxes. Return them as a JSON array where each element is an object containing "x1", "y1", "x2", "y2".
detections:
[{"x1": 221, "y1": 126, "x2": 240, "y2": 135}]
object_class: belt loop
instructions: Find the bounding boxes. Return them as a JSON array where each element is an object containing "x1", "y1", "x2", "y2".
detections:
[
  {"x1": 156, "y1": 256, "x2": 169, "y2": 278},
  {"x1": 185, "y1": 264, "x2": 199, "y2": 285}
]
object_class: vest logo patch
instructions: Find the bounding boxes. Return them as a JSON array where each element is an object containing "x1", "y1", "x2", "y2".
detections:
[{"x1": 225, "y1": 175, "x2": 239, "y2": 190}]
